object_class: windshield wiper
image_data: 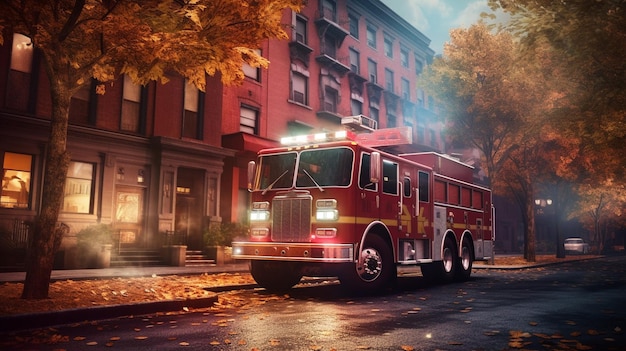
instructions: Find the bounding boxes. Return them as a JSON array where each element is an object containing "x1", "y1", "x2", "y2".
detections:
[
  {"x1": 262, "y1": 170, "x2": 290, "y2": 195},
  {"x1": 302, "y1": 169, "x2": 324, "y2": 192}
]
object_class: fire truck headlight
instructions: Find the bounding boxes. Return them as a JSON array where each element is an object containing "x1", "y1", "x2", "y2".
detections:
[
  {"x1": 316, "y1": 209, "x2": 338, "y2": 221},
  {"x1": 315, "y1": 228, "x2": 337, "y2": 238},
  {"x1": 250, "y1": 210, "x2": 270, "y2": 221}
]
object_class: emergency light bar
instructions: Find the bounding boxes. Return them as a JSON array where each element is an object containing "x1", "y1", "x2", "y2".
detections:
[{"x1": 280, "y1": 130, "x2": 355, "y2": 145}]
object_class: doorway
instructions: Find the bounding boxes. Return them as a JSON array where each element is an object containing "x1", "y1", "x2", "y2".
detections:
[
  {"x1": 113, "y1": 186, "x2": 145, "y2": 248},
  {"x1": 175, "y1": 168, "x2": 204, "y2": 250}
]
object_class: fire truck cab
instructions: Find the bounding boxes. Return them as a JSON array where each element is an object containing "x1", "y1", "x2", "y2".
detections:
[{"x1": 232, "y1": 115, "x2": 494, "y2": 293}]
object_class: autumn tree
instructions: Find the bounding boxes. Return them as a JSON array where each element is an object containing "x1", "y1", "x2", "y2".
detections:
[
  {"x1": 488, "y1": 0, "x2": 626, "y2": 231},
  {"x1": 420, "y1": 22, "x2": 553, "y2": 261},
  {"x1": 0, "y1": 0, "x2": 301, "y2": 299}
]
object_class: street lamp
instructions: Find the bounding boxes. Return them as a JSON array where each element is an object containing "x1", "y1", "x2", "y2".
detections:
[{"x1": 535, "y1": 198, "x2": 565, "y2": 258}]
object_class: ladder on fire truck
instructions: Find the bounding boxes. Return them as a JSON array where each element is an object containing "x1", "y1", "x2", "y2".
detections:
[{"x1": 341, "y1": 114, "x2": 413, "y2": 148}]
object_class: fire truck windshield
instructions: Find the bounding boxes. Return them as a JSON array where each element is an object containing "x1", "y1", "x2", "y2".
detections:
[{"x1": 257, "y1": 148, "x2": 354, "y2": 191}]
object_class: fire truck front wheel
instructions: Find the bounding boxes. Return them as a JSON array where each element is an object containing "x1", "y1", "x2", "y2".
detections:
[
  {"x1": 250, "y1": 260, "x2": 303, "y2": 292},
  {"x1": 339, "y1": 235, "x2": 394, "y2": 294}
]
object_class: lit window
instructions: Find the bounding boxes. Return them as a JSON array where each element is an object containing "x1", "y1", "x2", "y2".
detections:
[
  {"x1": 183, "y1": 80, "x2": 200, "y2": 139},
  {"x1": 6, "y1": 33, "x2": 33, "y2": 111},
  {"x1": 63, "y1": 161, "x2": 94, "y2": 214},
  {"x1": 1, "y1": 152, "x2": 32, "y2": 209},
  {"x1": 121, "y1": 75, "x2": 141, "y2": 132}
]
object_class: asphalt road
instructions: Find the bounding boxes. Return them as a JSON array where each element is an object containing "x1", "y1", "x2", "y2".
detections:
[{"x1": 2, "y1": 256, "x2": 625, "y2": 350}]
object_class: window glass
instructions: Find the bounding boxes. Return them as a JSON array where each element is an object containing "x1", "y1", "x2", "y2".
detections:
[
  {"x1": 240, "y1": 106, "x2": 258, "y2": 134},
  {"x1": 6, "y1": 33, "x2": 34, "y2": 111},
  {"x1": 295, "y1": 16, "x2": 307, "y2": 43},
  {"x1": 183, "y1": 80, "x2": 199, "y2": 139},
  {"x1": 403, "y1": 177, "x2": 411, "y2": 197},
  {"x1": 368, "y1": 59, "x2": 377, "y2": 83},
  {"x1": 382, "y1": 159, "x2": 398, "y2": 195},
  {"x1": 359, "y1": 153, "x2": 376, "y2": 190},
  {"x1": 69, "y1": 82, "x2": 92, "y2": 125},
  {"x1": 418, "y1": 171, "x2": 429, "y2": 202},
  {"x1": 63, "y1": 161, "x2": 94, "y2": 214},
  {"x1": 256, "y1": 152, "x2": 297, "y2": 190},
  {"x1": 121, "y1": 75, "x2": 140, "y2": 131},
  {"x1": 384, "y1": 37, "x2": 393, "y2": 57},
  {"x1": 292, "y1": 72, "x2": 308, "y2": 105},
  {"x1": 366, "y1": 26, "x2": 376, "y2": 48},
  {"x1": 296, "y1": 148, "x2": 353, "y2": 188},
  {"x1": 243, "y1": 49, "x2": 261, "y2": 81},
  {"x1": 1, "y1": 152, "x2": 32, "y2": 209},
  {"x1": 349, "y1": 14, "x2": 359, "y2": 38}
]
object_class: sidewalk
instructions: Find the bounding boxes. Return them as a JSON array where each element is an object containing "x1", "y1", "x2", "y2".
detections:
[{"x1": 0, "y1": 263, "x2": 251, "y2": 283}]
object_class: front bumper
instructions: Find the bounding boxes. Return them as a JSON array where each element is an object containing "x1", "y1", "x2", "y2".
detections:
[{"x1": 231, "y1": 241, "x2": 354, "y2": 263}]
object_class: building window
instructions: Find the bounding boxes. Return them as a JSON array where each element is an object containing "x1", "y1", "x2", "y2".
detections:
[
  {"x1": 384, "y1": 36, "x2": 393, "y2": 58},
  {"x1": 387, "y1": 111, "x2": 396, "y2": 128},
  {"x1": 292, "y1": 72, "x2": 308, "y2": 105},
  {"x1": 366, "y1": 26, "x2": 377, "y2": 49},
  {"x1": 351, "y1": 99, "x2": 362, "y2": 115},
  {"x1": 69, "y1": 82, "x2": 92, "y2": 125},
  {"x1": 295, "y1": 15, "x2": 307, "y2": 44},
  {"x1": 368, "y1": 59, "x2": 377, "y2": 83},
  {"x1": 401, "y1": 48, "x2": 409, "y2": 68},
  {"x1": 415, "y1": 58, "x2": 423, "y2": 75},
  {"x1": 183, "y1": 80, "x2": 201, "y2": 139},
  {"x1": 322, "y1": 35, "x2": 337, "y2": 58},
  {"x1": 385, "y1": 68, "x2": 394, "y2": 93},
  {"x1": 121, "y1": 75, "x2": 141, "y2": 132},
  {"x1": 349, "y1": 48, "x2": 360, "y2": 74},
  {"x1": 324, "y1": 87, "x2": 338, "y2": 113},
  {"x1": 243, "y1": 49, "x2": 261, "y2": 81},
  {"x1": 1, "y1": 152, "x2": 32, "y2": 209},
  {"x1": 417, "y1": 89, "x2": 425, "y2": 107},
  {"x1": 370, "y1": 107, "x2": 379, "y2": 124},
  {"x1": 321, "y1": 0, "x2": 337, "y2": 21},
  {"x1": 401, "y1": 78, "x2": 410, "y2": 100},
  {"x1": 349, "y1": 14, "x2": 359, "y2": 38},
  {"x1": 63, "y1": 161, "x2": 94, "y2": 214},
  {"x1": 6, "y1": 33, "x2": 33, "y2": 111},
  {"x1": 240, "y1": 105, "x2": 258, "y2": 134}
]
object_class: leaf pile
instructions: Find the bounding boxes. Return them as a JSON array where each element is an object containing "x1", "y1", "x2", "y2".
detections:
[{"x1": 0, "y1": 273, "x2": 255, "y2": 316}]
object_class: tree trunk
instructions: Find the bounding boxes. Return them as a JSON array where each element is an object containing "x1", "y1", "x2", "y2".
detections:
[
  {"x1": 525, "y1": 197, "x2": 536, "y2": 262},
  {"x1": 21, "y1": 77, "x2": 71, "y2": 299}
]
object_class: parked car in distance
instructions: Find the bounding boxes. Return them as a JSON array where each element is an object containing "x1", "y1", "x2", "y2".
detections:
[{"x1": 564, "y1": 237, "x2": 590, "y2": 254}]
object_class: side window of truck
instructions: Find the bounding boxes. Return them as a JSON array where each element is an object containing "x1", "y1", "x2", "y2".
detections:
[
  {"x1": 359, "y1": 153, "x2": 376, "y2": 190},
  {"x1": 382, "y1": 159, "x2": 398, "y2": 195},
  {"x1": 418, "y1": 171, "x2": 429, "y2": 202}
]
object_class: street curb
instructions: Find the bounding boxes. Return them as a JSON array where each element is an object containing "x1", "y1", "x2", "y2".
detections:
[
  {"x1": 473, "y1": 256, "x2": 603, "y2": 270},
  {"x1": 0, "y1": 295, "x2": 218, "y2": 333}
]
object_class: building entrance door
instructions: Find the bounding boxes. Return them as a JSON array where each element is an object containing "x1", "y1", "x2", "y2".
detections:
[
  {"x1": 113, "y1": 186, "x2": 145, "y2": 248},
  {"x1": 175, "y1": 168, "x2": 204, "y2": 250}
]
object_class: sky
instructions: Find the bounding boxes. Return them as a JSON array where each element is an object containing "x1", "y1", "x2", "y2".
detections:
[{"x1": 380, "y1": 0, "x2": 500, "y2": 55}]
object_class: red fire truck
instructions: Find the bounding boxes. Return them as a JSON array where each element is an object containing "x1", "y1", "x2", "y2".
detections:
[{"x1": 232, "y1": 116, "x2": 494, "y2": 293}]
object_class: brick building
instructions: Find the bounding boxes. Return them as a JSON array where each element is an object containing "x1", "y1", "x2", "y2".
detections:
[{"x1": 0, "y1": 0, "x2": 443, "y2": 269}]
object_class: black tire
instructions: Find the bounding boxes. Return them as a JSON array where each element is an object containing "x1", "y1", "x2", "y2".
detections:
[
  {"x1": 250, "y1": 260, "x2": 303, "y2": 292},
  {"x1": 456, "y1": 238, "x2": 473, "y2": 281},
  {"x1": 441, "y1": 237, "x2": 457, "y2": 283},
  {"x1": 421, "y1": 236, "x2": 457, "y2": 283},
  {"x1": 339, "y1": 235, "x2": 394, "y2": 294}
]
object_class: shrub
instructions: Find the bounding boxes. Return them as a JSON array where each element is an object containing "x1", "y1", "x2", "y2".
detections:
[{"x1": 204, "y1": 222, "x2": 248, "y2": 247}]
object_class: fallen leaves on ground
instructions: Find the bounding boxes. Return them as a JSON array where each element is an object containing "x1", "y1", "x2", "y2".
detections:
[
  {"x1": 0, "y1": 255, "x2": 599, "y2": 316},
  {"x1": 0, "y1": 272, "x2": 255, "y2": 316}
]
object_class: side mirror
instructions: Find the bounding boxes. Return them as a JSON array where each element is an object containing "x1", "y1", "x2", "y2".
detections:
[
  {"x1": 370, "y1": 152, "x2": 381, "y2": 184},
  {"x1": 247, "y1": 161, "x2": 256, "y2": 191}
]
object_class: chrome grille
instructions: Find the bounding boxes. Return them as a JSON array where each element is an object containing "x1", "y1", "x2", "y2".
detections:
[{"x1": 272, "y1": 195, "x2": 312, "y2": 242}]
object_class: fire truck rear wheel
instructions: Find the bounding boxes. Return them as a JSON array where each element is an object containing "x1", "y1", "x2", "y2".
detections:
[
  {"x1": 339, "y1": 235, "x2": 394, "y2": 294},
  {"x1": 421, "y1": 236, "x2": 457, "y2": 283},
  {"x1": 250, "y1": 260, "x2": 303, "y2": 292},
  {"x1": 456, "y1": 238, "x2": 473, "y2": 281}
]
